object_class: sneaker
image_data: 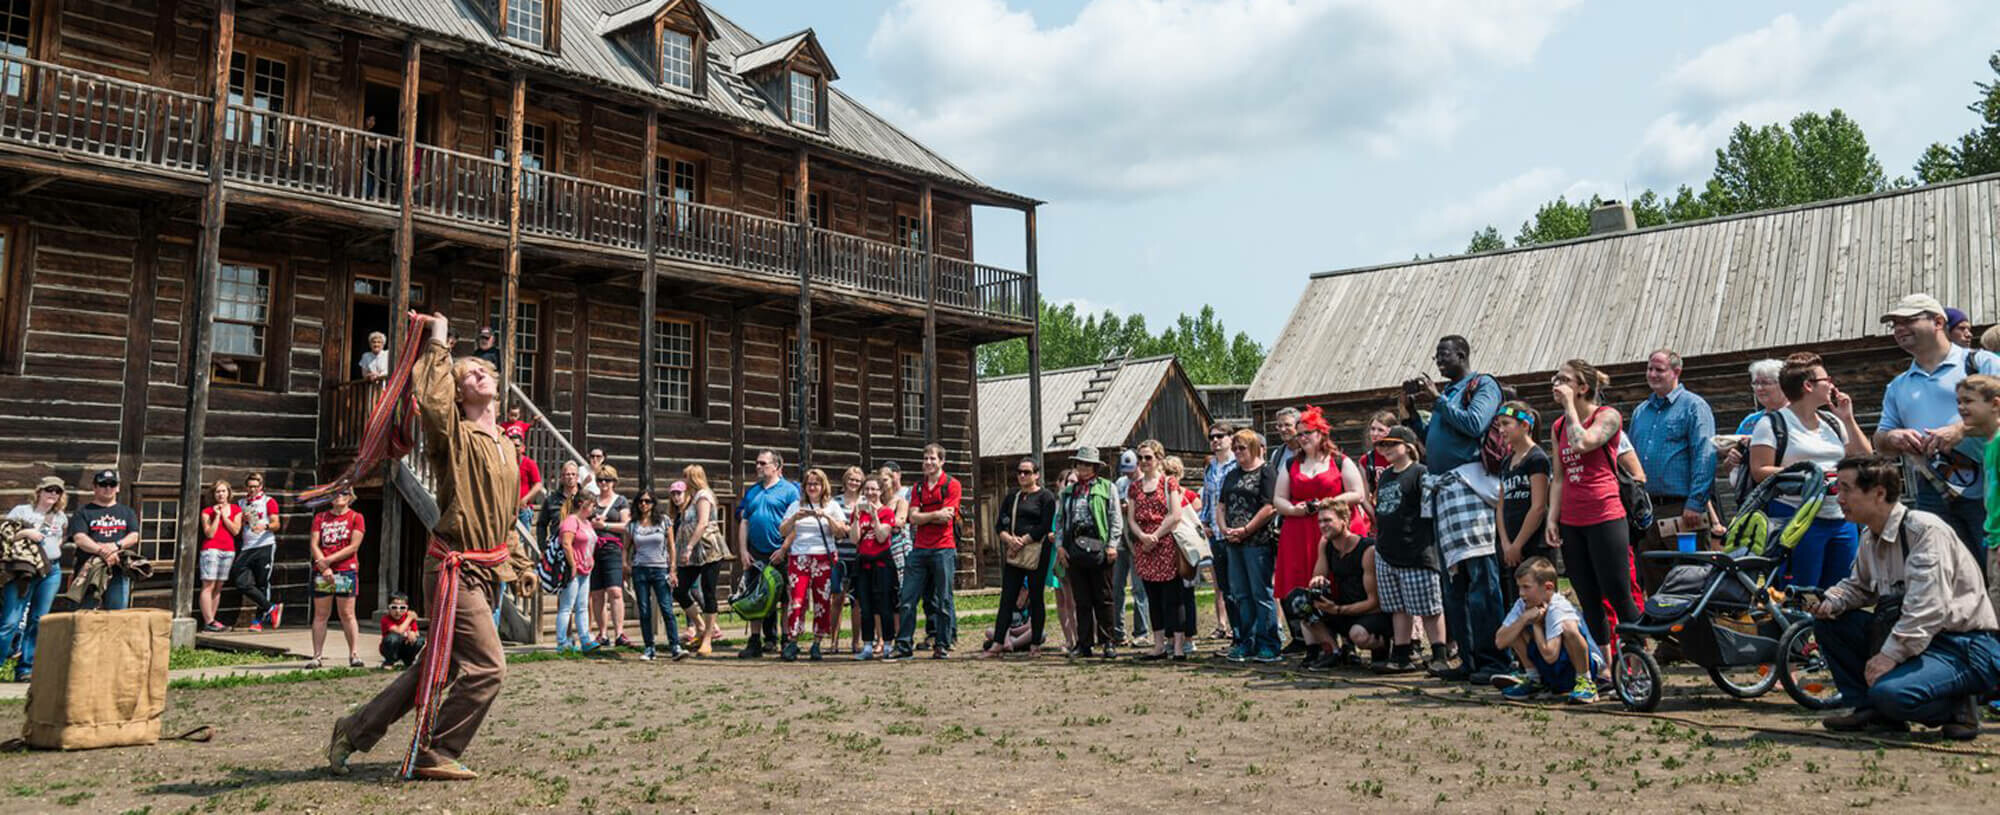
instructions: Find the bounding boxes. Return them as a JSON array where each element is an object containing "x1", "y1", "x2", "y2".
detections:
[
  {"x1": 1566, "y1": 675, "x2": 1598, "y2": 705},
  {"x1": 1279, "y1": 639, "x2": 1304, "y2": 655},
  {"x1": 1226, "y1": 646, "x2": 1248, "y2": 664},
  {"x1": 810, "y1": 642, "x2": 824, "y2": 662},
  {"x1": 857, "y1": 643, "x2": 877, "y2": 661},
  {"x1": 1371, "y1": 658, "x2": 1417, "y2": 674},
  {"x1": 1131, "y1": 636, "x2": 1154, "y2": 650},
  {"x1": 326, "y1": 721, "x2": 356, "y2": 776},
  {"x1": 781, "y1": 640, "x2": 799, "y2": 662},
  {"x1": 670, "y1": 647, "x2": 690, "y2": 662},
  {"x1": 1099, "y1": 645, "x2": 1117, "y2": 660},
  {"x1": 1942, "y1": 696, "x2": 1982, "y2": 742},
  {"x1": 581, "y1": 639, "x2": 602, "y2": 654},
  {"x1": 887, "y1": 645, "x2": 915, "y2": 662},
  {"x1": 268, "y1": 603, "x2": 284, "y2": 630},
  {"x1": 931, "y1": 647, "x2": 948, "y2": 660},
  {"x1": 737, "y1": 640, "x2": 765, "y2": 659},
  {"x1": 1502, "y1": 678, "x2": 1546, "y2": 700},
  {"x1": 247, "y1": 622, "x2": 263, "y2": 632},
  {"x1": 1251, "y1": 650, "x2": 1283, "y2": 664},
  {"x1": 1822, "y1": 708, "x2": 1909, "y2": 733},
  {"x1": 1490, "y1": 672, "x2": 1529, "y2": 690},
  {"x1": 641, "y1": 647, "x2": 657, "y2": 661},
  {"x1": 616, "y1": 635, "x2": 635, "y2": 649}
]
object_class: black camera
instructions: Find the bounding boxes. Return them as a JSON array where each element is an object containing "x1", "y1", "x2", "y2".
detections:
[{"x1": 1283, "y1": 587, "x2": 1332, "y2": 623}]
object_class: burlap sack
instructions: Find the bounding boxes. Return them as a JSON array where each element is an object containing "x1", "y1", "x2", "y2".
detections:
[{"x1": 23, "y1": 609, "x2": 171, "y2": 750}]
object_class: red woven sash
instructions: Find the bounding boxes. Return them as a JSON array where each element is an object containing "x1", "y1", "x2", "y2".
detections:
[
  {"x1": 300, "y1": 313, "x2": 427, "y2": 506},
  {"x1": 399, "y1": 537, "x2": 511, "y2": 778}
]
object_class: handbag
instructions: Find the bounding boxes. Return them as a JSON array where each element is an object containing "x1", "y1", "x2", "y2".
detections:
[
  {"x1": 1062, "y1": 482, "x2": 1109, "y2": 567},
  {"x1": 1004, "y1": 492, "x2": 1045, "y2": 570},
  {"x1": 1170, "y1": 497, "x2": 1210, "y2": 580}
]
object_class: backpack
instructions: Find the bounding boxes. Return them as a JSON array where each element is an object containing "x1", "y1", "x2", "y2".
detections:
[
  {"x1": 1456, "y1": 374, "x2": 1509, "y2": 474},
  {"x1": 1730, "y1": 408, "x2": 1841, "y2": 505},
  {"x1": 535, "y1": 525, "x2": 571, "y2": 594}
]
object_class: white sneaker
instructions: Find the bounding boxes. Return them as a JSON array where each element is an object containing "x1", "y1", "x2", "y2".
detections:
[
  {"x1": 640, "y1": 647, "x2": 656, "y2": 661},
  {"x1": 857, "y1": 643, "x2": 877, "y2": 661}
]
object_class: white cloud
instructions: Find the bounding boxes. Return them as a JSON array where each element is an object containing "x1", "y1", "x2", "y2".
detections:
[
  {"x1": 1633, "y1": 0, "x2": 1996, "y2": 183},
  {"x1": 865, "y1": 0, "x2": 1579, "y2": 201}
]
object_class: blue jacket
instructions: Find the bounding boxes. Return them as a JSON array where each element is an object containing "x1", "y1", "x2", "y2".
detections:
[{"x1": 1410, "y1": 373, "x2": 1501, "y2": 473}]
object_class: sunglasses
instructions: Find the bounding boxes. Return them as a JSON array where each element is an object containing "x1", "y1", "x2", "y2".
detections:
[
  {"x1": 1208, "y1": 433, "x2": 1227, "y2": 440},
  {"x1": 597, "y1": 478, "x2": 615, "y2": 484},
  {"x1": 1136, "y1": 454, "x2": 1155, "y2": 461},
  {"x1": 637, "y1": 498, "x2": 655, "y2": 504},
  {"x1": 38, "y1": 486, "x2": 63, "y2": 493},
  {"x1": 1230, "y1": 445, "x2": 1248, "y2": 451},
  {"x1": 1016, "y1": 469, "x2": 1036, "y2": 476}
]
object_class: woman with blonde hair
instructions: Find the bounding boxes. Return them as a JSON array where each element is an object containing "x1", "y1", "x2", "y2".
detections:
[
  {"x1": 198, "y1": 479, "x2": 243, "y2": 632},
  {"x1": 672, "y1": 465, "x2": 728, "y2": 656},
  {"x1": 3, "y1": 477, "x2": 69, "y2": 682},
  {"x1": 773, "y1": 467, "x2": 849, "y2": 661}
]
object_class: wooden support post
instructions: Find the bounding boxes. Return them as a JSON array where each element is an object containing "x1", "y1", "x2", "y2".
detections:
[
  {"x1": 1025, "y1": 204, "x2": 1043, "y2": 474},
  {"x1": 501, "y1": 73, "x2": 525, "y2": 404},
  {"x1": 793, "y1": 149, "x2": 812, "y2": 468},
  {"x1": 119, "y1": 205, "x2": 162, "y2": 492},
  {"x1": 175, "y1": 0, "x2": 235, "y2": 623},
  {"x1": 638, "y1": 108, "x2": 659, "y2": 494},
  {"x1": 383, "y1": 36, "x2": 420, "y2": 616},
  {"x1": 920, "y1": 181, "x2": 938, "y2": 443}
]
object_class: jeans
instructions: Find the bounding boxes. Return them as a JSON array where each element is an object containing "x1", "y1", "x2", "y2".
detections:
[
  {"x1": 1111, "y1": 547, "x2": 1151, "y2": 641},
  {"x1": 1773, "y1": 512, "x2": 1861, "y2": 590},
  {"x1": 1225, "y1": 542, "x2": 1280, "y2": 656},
  {"x1": 1443, "y1": 553, "x2": 1507, "y2": 675},
  {"x1": 1815, "y1": 609, "x2": 2000, "y2": 724},
  {"x1": 1914, "y1": 487, "x2": 1989, "y2": 579},
  {"x1": 555, "y1": 575, "x2": 592, "y2": 649},
  {"x1": 896, "y1": 548, "x2": 956, "y2": 650},
  {"x1": 0, "y1": 565, "x2": 59, "y2": 677},
  {"x1": 78, "y1": 572, "x2": 131, "y2": 611},
  {"x1": 632, "y1": 566, "x2": 680, "y2": 650},
  {"x1": 378, "y1": 631, "x2": 423, "y2": 667},
  {"x1": 1209, "y1": 535, "x2": 1235, "y2": 639}
]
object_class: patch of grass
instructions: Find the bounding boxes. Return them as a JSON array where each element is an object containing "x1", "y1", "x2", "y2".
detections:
[
  {"x1": 168, "y1": 667, "x2": 372, "y2": 691},
  {"x1": 166, "y1": 648, "x2": 288, "y2": 671}
]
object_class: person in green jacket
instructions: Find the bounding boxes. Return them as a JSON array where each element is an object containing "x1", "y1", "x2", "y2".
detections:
[{"x1": 1054, "y1": 446, "x2": 1124, "y2": 659}]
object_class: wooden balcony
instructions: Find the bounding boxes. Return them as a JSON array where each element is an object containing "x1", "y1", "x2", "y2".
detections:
[{"x1": 0, "y1": 56, "x2": 1034, "y2": 327}]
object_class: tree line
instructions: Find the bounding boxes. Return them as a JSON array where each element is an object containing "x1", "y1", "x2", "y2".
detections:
[
  {"x1": 1465, "y1": 49, "x2": 2000, "y2": 254},
  {"x1": 976, "y1": 300, "x2": 1265, "y2": 385}
]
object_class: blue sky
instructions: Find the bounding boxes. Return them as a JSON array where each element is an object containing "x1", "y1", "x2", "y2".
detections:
[{"x1": 723, "y1": 0, "x2": 2000, "y2": 347}]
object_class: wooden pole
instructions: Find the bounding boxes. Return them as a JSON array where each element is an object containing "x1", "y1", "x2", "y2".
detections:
[
  {"x1": 638, "y1": 108, "x2": 659, "y2": 494},
  {"x1": 382, "y1": 36, "x2": 420, "y2": 616},
  {"x1": 793, "y1": 149, "x2": 812, "y2": 468},
  {"x1": 920, "y1": 181, "x2": 938, "y2": 443},
  {"x1": 502, "y1": 73, "x2": 525, "y2": 404},
  {"x1": 1025, "y1": 204, "x2": 1042, "y2": 475},
  {"x1": 175, "y1": 0, "x2": 234, "y2": 623}
]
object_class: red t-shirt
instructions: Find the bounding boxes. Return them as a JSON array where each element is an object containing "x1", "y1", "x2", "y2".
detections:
[
  {"x1": 1554, "y1": 407, "x2": 1626, "y2": 527},
  {"x1": 910, "y1": 473, "x2": 961, "y2": 550},
  {"x1": 379, "y1": 610, "x2": 418, "y2": 636},
  {"x1": 517, "y1": 455, "x2": 542, "y2": 500},
  {"x1": 852, "y1": 507, "x2": 897, "y2": 560},
  {"x1": 501, "y1": 420, "x2": 532, "y2": 439},
  {"x1": 200, "y1": 504, "x2": 242, "y2": 552},
  {"x1": 311, "y1": 509, "x2": 365, "y2": 572}
]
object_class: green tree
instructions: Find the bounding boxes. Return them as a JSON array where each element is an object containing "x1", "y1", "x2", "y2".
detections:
[
  {"x1": 1465, "y1": 225, "x2": 1505, "y2": 253},
  {"x1": 1707, "y1": 110, "x2": 1886, "y2": 213},
  {"x1": 1513, "y1": 195, "x2": 1595, "y2": 246},
  {"x1": 1914, "y1": 50, "x2": 2000, "y2": 184},
  {"x1": 977, "y1": 300, "x2": 1265, "y2": 385}
]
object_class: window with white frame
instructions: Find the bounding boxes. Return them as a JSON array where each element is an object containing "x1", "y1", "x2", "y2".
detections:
[
  {"x1": 487, "y1": 297, "x2": 541, "y2": 398},
  {"x1": 653, "y1": 316, "x2": 695, "y2": 415},
  {"x1": 226, "y1": 51, "x2": 290, "y2": 146},
  {"x1": 786, "y1": 337, "x2": 823, "y2": 427},
  {"x1": 505, "y1": 0, "x2": 548, "y2": 48},
  {"x1": 788, "y1": 70, "x2": 818, "y2": 129},
  {"x1": 137, "y1": 494, "x2": 179, "y2": 565},
  {"x1": 900, "y1": 351, "x2": 925, "y2": 436},
  {"x1": 782, "y1": 187, "x2": 823, "y2": 229},
  {"x1": 213, "y1": 262, "x2": 273, "y2": 386},
  {"x1": 660, "y1": 28, "x2": 695, "y2": 91}
]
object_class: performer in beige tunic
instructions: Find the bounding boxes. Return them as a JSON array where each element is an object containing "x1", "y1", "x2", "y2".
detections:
[{"x1": 328, "y1": 312, "x2": 518, "y2": 781}]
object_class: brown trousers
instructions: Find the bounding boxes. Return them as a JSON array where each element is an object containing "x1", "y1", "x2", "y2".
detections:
[{"x1": 340, "y1": 572, "x2": 504, "y2": 766}]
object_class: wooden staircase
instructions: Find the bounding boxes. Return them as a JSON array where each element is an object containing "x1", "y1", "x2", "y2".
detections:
[{"x1": 1049, "y1": 350, "x2": 1127, "y2": 449}]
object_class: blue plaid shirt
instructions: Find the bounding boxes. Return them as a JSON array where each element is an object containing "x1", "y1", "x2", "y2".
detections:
[
  {"x1": 1630, "y1": 385, "x2": 1718, "y2": 506},
  {"x1": 1201, "y1": 457, "x2": 1235, "y2": 541}
]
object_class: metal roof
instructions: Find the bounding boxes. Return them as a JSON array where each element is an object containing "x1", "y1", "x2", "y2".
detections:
[
  {"x1": 978, "y1": 356, "x2": 1182, "y2": 459},
  {"x1": 313, "y1": 0, "x2": 1028, "y2": 204},
  {"x1": 1248, "y1": 173, "x2": 2000, "y2": 403},
  {"x1": 732, "y1": 30, "x2": 812, "y2": 77}
]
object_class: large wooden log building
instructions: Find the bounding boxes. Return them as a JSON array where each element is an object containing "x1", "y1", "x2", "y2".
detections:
[
  {"x1": 1247, "y1": 177, "x2": 1999, "y2": 469},
  {"x1": 0, "y1": 0, "x2": 1045, "y2": 619}
]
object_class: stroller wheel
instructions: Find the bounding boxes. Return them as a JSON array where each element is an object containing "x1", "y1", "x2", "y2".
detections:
[
  {"x1": 1777, "y1": 619, "x2": 1842, "y2": 711},
  {"x1": 1708, "y1": 661, "x2": 1780, "y2": 699},
  {"x1": 1614, "y1": 647, "x2": 1662, "y2": 712}
]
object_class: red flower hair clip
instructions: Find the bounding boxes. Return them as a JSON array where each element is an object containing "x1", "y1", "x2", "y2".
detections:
[{"x1": 1298, "y1": 405, "x2": 1332, "y2": 434}]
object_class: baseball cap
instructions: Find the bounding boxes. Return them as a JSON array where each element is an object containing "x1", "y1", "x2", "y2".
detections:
[
  {"x1": 1119, "y1": 450, "x2": 1138, "y2": 473},
  {"x1": 504, "y1": 425, "x2": 525, "y2": 439},
  {"x1": 35, "y1": 475, "x2": 67, "y2": 493},
  {"x1": 1880, "y1": 293, "x2": 1944, "y2": 323},
  {"x1": 1945, "y1": 307, "x2": 1969, "y2": 329},
  {"x1": 478, "y1": 325, "x2": 494, "y2": 336},
  {"x1": 1377, "y1": 426, "x2": 1422, "y2": 448},
  {"x1": 668, "y1": 480, "x2": 687, "y2": 493},
  {"x1": 92, "y1": 469, "x2": 119, "y2": 486}
]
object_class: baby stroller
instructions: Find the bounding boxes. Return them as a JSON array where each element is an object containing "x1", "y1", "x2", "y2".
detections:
[{"x1": 1611, "y1": 462, "x2": 1836, "y2": 711}]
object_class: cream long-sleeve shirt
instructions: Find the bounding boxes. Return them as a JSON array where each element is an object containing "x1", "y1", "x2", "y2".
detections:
[{"x1": 1824, "y1": 504, "x2": 1999, "y2": 663}]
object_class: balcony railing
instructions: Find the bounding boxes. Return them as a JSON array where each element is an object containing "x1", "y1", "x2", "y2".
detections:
[
  {"x1": 808, "y1": 228, "x2": 924, "y2": 303},
  {"x1": 658, "y1": 198, "x2": 800, "y2": 278},
  {"x1": 221, "y1": 104, "x2": 400, "y2": 207},
  {"x1": 324, "y1": 378, "x2": 389, "y2": 453},
  {"x1": 0, "y1": 56, "x2": 1033, "y2": 326},
  {"x1": 0, "y1": 53, "x2": 208, "y2": 174},
  {"x1": 520, "y1": 167, "x2": 645, "y2": 251},
  {"x1": 413, "y1": 145, "x2": 508, "y2": 228}
]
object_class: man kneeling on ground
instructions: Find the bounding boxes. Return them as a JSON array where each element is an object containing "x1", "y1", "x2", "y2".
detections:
[
  {"x1": 1808, "y1": 455, "x2": 2000, "y2": 740},
  {"x1": 1491, "y1": 556, "x2": 1601, "y2": 704}
]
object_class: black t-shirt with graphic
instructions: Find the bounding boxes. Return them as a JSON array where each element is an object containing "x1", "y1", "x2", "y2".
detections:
[
  {"x1": 1371, "y1": 463, "x2": 1436, "y2": 570},
  {"x1": 1500, "y1": 447, "x2": 1550, "y2": 547},
  {"x1": 65, "y1": 501, "x2": 140, "y2": 570},
  {"x1": 1220, "y1": 460, "x2": 1279, "y2": 547}
]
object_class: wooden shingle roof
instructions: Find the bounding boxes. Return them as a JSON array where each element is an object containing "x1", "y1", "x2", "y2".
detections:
[
  {"x1": 1248, "y1": 173, "x2": 2000, "y2": 403},
  {"x1": 979, "y1": 356, "x2": 1185, "y2": 459},
  {"x1": 314, "y1": 0, "x2": 1030, "y2": 205}
]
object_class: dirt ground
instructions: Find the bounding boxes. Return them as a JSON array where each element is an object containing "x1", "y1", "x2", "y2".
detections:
[{"x1": 5, "y1": 644, "x2": 2000, "y2": 814}]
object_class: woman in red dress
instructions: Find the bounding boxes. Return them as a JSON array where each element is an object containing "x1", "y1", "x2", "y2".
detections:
[{"x1": 1272, "y1": 407, "x2": 1367, "y2": 646}]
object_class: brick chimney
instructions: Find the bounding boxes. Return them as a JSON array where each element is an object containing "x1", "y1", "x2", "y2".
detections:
[{"x1": 1588, "y1": 200, "x2": 1636, "y2": 235}]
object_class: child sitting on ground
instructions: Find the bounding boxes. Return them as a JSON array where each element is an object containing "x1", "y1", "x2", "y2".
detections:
[
  {"x1": 378, "y1": 592, "x2": 424, "y2": 669},
  {"x1": 1490, "y1": 557, "x2": 1600, "y2": 703}
]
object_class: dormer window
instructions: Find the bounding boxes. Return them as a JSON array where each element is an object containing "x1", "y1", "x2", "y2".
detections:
[
  {"x1": 788, "y1": 70, "x2": 818, "y2": 129},
  {"x1": 500, "y1": 0, "x2": 554, "y2": 49},
  {"x1": 660, "y1": 28, "x2": 695, "y2": 91}
]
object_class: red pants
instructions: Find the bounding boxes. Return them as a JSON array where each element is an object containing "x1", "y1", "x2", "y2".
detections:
[{"x1": 787, "y1": 553, "x2": 835, "y2": 639}]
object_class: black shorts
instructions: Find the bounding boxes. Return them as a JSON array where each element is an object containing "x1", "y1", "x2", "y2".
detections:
[
  {"x1": 590, "y1": 544, "x2": 625, "y2": 590},
  {"x1": 1324, "y1": 612, "x2": 1392, "y2": 642}
]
